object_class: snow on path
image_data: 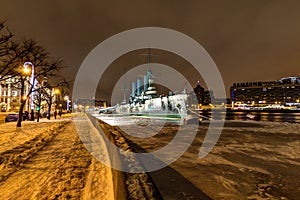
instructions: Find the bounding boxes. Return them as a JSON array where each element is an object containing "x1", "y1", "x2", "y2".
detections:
[
  {"x1": 0, "y1": 120, "x2": 114, "y2": 200},
  {"x1": 0, "y1": 121, "x2": 61, "y2": 154}
]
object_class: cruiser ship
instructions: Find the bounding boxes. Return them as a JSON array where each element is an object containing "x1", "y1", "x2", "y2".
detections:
[{"x1": 115, "y1": 68, "x2": 188, "y2": 122}]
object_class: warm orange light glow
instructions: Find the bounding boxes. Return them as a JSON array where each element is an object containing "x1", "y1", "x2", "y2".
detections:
[
  {"x1": 23, "y1": 66, "x2": 30, "y2": 74},
  {"x1": 22, "y1": 96, "x2": 27, "y2": 100},
  {"x1": 54, "y1": 89, "x2": 60, "y2": 94}
]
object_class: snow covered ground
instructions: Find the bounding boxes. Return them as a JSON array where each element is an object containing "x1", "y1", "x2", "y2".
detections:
[
  {"x1": 1, "y1": 114, "x2": 299, "y2": 200},
  {"x1": 0, "y1": 119, "x2": 114, "y2": 200},
  {"x1": 117, "y1": 120, "x2": 300, "y2": 199}
]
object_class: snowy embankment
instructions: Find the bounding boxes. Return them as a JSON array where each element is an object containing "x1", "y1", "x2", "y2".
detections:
[
  {"x1": 0, "y1": 119, "x2": 114, "y2": 200},
  {"x1": 85, "y1": 114, "x2": 162, "y2": 200}
]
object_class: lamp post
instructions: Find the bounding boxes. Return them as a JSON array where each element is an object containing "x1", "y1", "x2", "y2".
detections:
[
  {"x1": 24, "y1": 62, "x2": 35, "y2": 121},
  {"x1": 54, "y1": 88, "x2": 60, "y2": 112},
  {"x1": 64, "y1": 95, "x2": 70, "y2": 112}
]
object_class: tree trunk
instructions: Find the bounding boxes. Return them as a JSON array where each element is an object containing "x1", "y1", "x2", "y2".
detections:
[
  {"x1": 17, "y1": 78, "x2": 25, "y2": 127},
  {"x1": 37, "y1": 99, "x2": 41, "y2": 122},
  {"x1": 17, "y1": 102, "x2": 25, "y2": 127},
  {"x1": 30, "y1": 109, "x2": 34, "y2": 121},
  {"x1": 47, "y1": 99, "x2": 52, "y2": 120}
]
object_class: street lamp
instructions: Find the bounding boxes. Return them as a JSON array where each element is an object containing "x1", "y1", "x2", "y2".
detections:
[
  {"x1": 54, "y1": 88, "x2": 60, "y2": 113},
  {"x1": 54, "y1": 89, "x2": 60, "y2": 107},
  {"x1": 23, "y1": 66, "x2": 30, "y2": 74},
  {"x1": 23, "y1": 62, "x2": 35, "y2": 121},
  {"x1": 22, "y1": 66, "x2": 30, "y2": 112},
  {"x1": 64, "y1": 95, "x2": 70, "y2": 111}
]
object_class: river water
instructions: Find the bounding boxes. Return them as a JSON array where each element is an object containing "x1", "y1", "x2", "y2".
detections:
[{"x1": 199, "y1": 110, "x2": 300, "y2": 123}]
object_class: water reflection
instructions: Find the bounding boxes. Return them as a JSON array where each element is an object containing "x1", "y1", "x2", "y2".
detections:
[{"x1": 199, "y1": 110, "x2": 300, "y2": 123}]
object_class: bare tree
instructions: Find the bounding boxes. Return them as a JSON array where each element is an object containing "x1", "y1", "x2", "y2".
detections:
[
  {"x1": 0, "y1": 21, "x2": 13, "y2": 59},
  {"x1": 41, "y1": 79, "x2": 69, "y2": 120},
  {"x1": 0, "y1": 22, "x2": 66, "y2": 127},
  {"x1": 0, "y1": 23, "x2": 34, "y2": 82},
  {"x1": 33, "y1": 77, "x2": 48, "y2": 122},
  {"x1": 15, "y1": 40, "x2": 64, "y2": 127}
]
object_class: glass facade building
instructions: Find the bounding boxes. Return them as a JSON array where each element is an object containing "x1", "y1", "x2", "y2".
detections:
[{"x1": 230, "y1": 77, "x2": 300, "y2": 105}]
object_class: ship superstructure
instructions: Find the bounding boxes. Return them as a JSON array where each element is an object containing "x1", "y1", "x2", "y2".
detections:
[{"x1": 116, "y1": 68, "x2": 188, "y2": 119}]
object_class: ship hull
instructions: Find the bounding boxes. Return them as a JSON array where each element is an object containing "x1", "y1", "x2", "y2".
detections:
[{"x1": 116, "y1": 94, "x2": 188, "y2": 119}]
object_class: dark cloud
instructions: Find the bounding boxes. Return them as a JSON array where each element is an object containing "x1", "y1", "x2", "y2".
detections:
[{"x1": 1, "y1": 0, "x2": 300, "y2": 100}]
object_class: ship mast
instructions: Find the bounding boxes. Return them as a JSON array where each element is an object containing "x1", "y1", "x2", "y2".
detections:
[
  {"x1": 122, "y1": 68, "x2": 127, "y2": 104},
  {"x1": 148, "y1": 47, "x2": 151, "y2": 71},
  {"x1": 141, "y1": 47, "x2": 154, "y2": 90},
  {"x1": 147, "y1": 47, "x2": 153, "y2": 88}
]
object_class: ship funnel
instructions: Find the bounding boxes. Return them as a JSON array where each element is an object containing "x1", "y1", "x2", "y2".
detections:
[
  {"x1": 144, "y1": 75, "x2": 148, "y2": 91},
  {"x1": 132, "y1": 82, "x2": 136, "y2": 97},
  {"x1": 137, "y1": 79, "x2": 142, "y2": 96}
]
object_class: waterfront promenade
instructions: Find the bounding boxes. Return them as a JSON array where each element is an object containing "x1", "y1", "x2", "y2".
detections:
[{"x1": 0, "y1": 113, "x2": 299, "y2": 199}]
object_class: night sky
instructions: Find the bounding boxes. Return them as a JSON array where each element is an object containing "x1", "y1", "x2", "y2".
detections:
[{"x1": 2, "y1": 0, "x2": 300, "y2": 102}]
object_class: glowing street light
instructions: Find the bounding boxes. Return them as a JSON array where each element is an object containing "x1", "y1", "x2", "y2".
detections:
[
  {"x1": 54, "y1": 88, "x2": 60, "y2": 94},
  {"x1": 64, "y1": 95, "x2": 70, "y2": 111},
  {"x1": 23, "y1": 65, "x2": 30, "y2": 74},
  {"x1": 23, "y1": 62, "x2": 35, "y2": 120}
]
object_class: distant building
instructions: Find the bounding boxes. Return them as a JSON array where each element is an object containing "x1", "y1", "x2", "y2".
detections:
[
  {"x1": 0, "y1": 76, "x2": 31, "y2": 112},
  {"x1": 73, "y1": 99, "x2": 108, "y2": 112},
  {"x1": 230, "y1": 76, "x2": 300, "y2": 106},
  {"x1": 188, "y1": 81, "x2": 212, "y2": 109},
  {"x1": 0, "y1": 76, "x2": 57, "y2": 112},
  {"x1": 95, "y1": 99, "x2": 108, "y2": 108}
]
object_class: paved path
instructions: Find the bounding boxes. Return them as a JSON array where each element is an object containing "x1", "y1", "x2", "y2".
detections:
[{"x1": 0, "y1": 120, "x2": 114, "y2": 200}]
